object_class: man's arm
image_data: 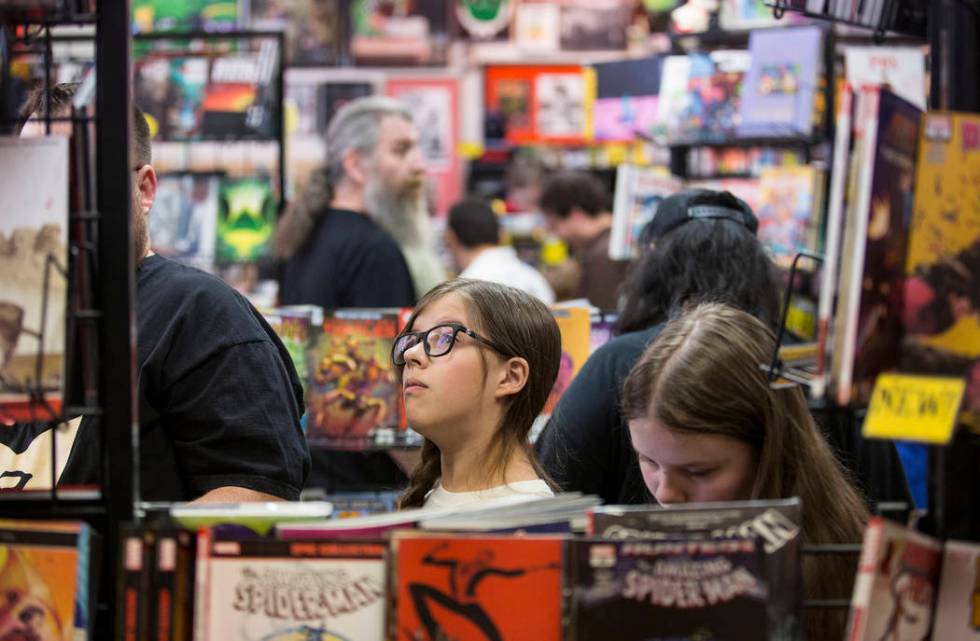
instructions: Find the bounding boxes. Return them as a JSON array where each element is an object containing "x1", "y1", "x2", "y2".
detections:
[{"x1": 193, "y1": 486, "x2": 286, "y2": 503}]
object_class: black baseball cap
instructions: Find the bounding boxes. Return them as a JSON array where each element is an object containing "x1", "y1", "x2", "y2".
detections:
[{"x1": 641, "y1": 189, "x2": 759, "y2": 244}]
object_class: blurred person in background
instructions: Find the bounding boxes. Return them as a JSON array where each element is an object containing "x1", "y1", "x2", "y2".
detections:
[
  {"x1": 537, "y1": 170, "x2": 628, "y2": 310},
  {"x1": 444, "y1": 196, "x2": 554, "y2": 304}
]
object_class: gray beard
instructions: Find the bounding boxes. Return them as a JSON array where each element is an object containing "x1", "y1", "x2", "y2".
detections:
[{"x1": 363, "y1": 177, "x2": 430, "y2": 250}]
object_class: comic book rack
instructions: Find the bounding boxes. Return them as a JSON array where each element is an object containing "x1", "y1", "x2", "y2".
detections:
[
  {"x1": 756, "y1": 0, "x2": 980, "y2": 608},
  {"x1": 765, "y1": 0, "x2": 928, "y2": 41},
  {"x1": 132, "y1": 29, "x2": 289, "y2": 215},
  {"x1": 0, "y1": 3, "x2": 136, "y2": 641}
]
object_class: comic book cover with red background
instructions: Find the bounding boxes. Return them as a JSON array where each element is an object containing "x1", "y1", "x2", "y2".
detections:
[
  {"x1": 392, "y1": 534, "x2": 563, "y2": 641},
  {"x1": 305, "y1": 310, "x2": 401, "y2": 449}
]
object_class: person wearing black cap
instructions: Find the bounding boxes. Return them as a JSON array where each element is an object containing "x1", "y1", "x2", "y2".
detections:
[{"x1": 536, "y1": 189, "x2": 913, "y2": 509}]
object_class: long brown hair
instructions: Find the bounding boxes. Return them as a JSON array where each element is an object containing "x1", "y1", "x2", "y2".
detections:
[
  {"x1": 397, "y1": 279, "x2": 562, "y2": 508},
  {"x1": 622, "y1": 302, "x2": 870, "y2": 640}
]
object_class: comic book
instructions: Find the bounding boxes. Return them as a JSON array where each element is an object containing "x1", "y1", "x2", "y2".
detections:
[
  {"x1": 653, "y1": 55, "x2": 693, "y2": 143},
  {"x1": 391, "y1": 533, "x2": 564, "y2": 641},
  {"x1": 305, "y1": 309, "x2": 402, "y2": 449},
  {"x1": 0, "y1": 519, "x2": 94, "y2": 641},
  {"x1": 901, "y1": 111, "x2": 980, "y2": 427},
  {"x1": 118, "y1": 524, "x2": 154, "y2": 641},
  {"x1": 215, "y1": 176, "x2": 276, "y2": 264},
  {"x1": 249, "y1": 0, "x2": 340, "y2": 66},
  {"x1": 544, "y1": 306, "x2": 592, "y2": 415},
  {"x1": 677, "y1": 50, "x2": 751, "y2": 143},
  {"x1": 151, "y1": 527, "x2": 196, "y2": 641},
  {"x1": 610, "y1": 165, "x2": 682, "y2": 260},
  {"x1": 755, "y1": 165, "x2": 825, "y2": 270},
  {"x1": 132, "y1": 0, "x2": 240, "y2": 33},
  {"x1": 931, "y1": 540, "x2": 980, "y2": 640},
  {"x1": 812, "y1": 82, "x2": 855, "y2": 401},
  {"x1": 262, "y1": 305, "x2": 321, "y2": 400},
  {"x1": 738, "y1": 26, "x2": 823, "y2": 138},
  {"x1": 590, "y1": 311, "x2": 618, "y2": 355},
  {"x1": 0, "y1": 136, "x2": 68, "y2": 402},
  {"x1": 200, "y1": 41, "x2": 280, "y2": 140},
  {"x1": 133, "y1": 56, "x2": 211, "y2": 141},
  {"x1": 589, "y1": 499, "x2": 803, "y2": 641},
  {"x1": 834, "y1": 88, "x2": 922, "y2": 405},
  {"x1": 567, "y1": 538, "x2": 770, "y2": 641},
  {"x1": 843, "y1": 46, "x2": 927, "y2": 110},
  {"x1": 150, "y1": 172, "x2": 222, "y2": 271},
  {"x1": 590, "y1": 57, "x2": 662, "y2": 142},
  {"x1": 194, "y1": 532, "x2": 387, "y2": 641},
  {"x1": 845, "y1": 517, "x2": 942, "y2": 641}
]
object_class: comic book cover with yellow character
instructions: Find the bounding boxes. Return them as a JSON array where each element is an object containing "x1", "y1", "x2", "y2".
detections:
[
  {"x1": 306, "y1": 309, "x2": 401, "y2": 449},
  {"x1": 0, "y1": 520, "x2": 92, "y2": 641},
  {"x1": 902, "y1": 112, "x2": 980, "y2": 428}
]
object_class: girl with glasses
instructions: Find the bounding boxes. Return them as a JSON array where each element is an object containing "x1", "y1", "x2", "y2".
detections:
[{"x1": 393, "y1": 279, "x2": 562, "y2": 508}]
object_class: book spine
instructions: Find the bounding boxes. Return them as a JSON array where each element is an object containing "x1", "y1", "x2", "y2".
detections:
[
  {"x1": 117, "y1": 527, "x2": 145, "y2": 641},
  {"x1": 845, "y1": 516, "x2": 884, "y2": 641},
  {"x1": 835, "y1": 86, "x2": 881, "y2": 406},
  {"x1": 814, "y1": 83, "x2": 854, "y2": 399},
  {"x1": 192, "y1": 529, "x2": 212, "y2": 641},
  {"x1": 153, "y1": 532, "x2": 177, "y2": 641},
  {"x1": 173, "y1": 530, "x2": 196, "y2": 641}
]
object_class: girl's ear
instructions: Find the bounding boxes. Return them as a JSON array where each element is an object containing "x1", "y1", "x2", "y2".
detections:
[{"x1": 494, "y1": 356, "x2": 529, "y2": 400}]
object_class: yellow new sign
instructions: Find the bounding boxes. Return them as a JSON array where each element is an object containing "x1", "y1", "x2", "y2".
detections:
[{"x1": 864, "y1": 374, "x2": 966, "y2": 445}]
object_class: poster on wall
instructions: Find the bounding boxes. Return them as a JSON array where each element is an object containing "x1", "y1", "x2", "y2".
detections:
[
  {"x1": 386, "y1": 77, "x2": 461, "y2": 216},
  {"x1": 484, "y1": 65, "x2": 585, "y2": 145}
]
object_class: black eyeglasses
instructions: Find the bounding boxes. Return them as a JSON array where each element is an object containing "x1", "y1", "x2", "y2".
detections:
[{"x1": 392, "y1": 323, "x2": 511, "y2": 366}]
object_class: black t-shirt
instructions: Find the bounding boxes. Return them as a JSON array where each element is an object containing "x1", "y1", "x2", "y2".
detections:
[
  {"x1": 279, "y1": 208, "x2": 416, "y2": 309},
  {"x1": 536, "y1": 325, "x2": 913, "y2": 510},
  {"x1": 279, "y1": 207, "x2": 417, "y2": 492},
  {"x1": 536, "y1": 326, "x2": 660, "y2": 504},
  {"x1": 60, "y1": 255, "x2": 311, "y2": 502}
]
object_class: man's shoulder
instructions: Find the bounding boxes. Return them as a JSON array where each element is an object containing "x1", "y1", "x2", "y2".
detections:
[
  {"x1": 138, "y1": 256, "x2": 267, "y2": 341},
  {"x1": 319, "y1": 209, "x2": 402, "y2": 253},
  {"x1": 140, "y1": 256, "x2": 242, "y2": 305}
]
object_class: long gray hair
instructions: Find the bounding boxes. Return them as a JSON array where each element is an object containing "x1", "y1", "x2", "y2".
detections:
[{"x1": 274, "y1": 96, "x2": 412, "y2": 258}]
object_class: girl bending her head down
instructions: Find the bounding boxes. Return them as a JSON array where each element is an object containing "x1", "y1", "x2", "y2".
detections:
[
  {"x1": 622, "y1": 302, "x2": 870, "y2": 641},
  {"x1": 394, "y1": 279, "x2": 562, "y2": 509}
]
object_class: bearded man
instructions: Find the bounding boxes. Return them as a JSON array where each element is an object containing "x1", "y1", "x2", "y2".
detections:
[
  {"x1": 276, "y1": 96, "x2": 448, "y2": 492},
  {"x1": 276, "y1": 95, "x2": 446, "y2": 308}
]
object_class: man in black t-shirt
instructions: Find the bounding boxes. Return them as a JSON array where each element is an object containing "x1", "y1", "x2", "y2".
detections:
[
  {"x1": 34, "y1": 90, "x2": 311, "y2": 502},
  {"x1": 275, "y1": 96, "x2": 431, "y2": 492}
]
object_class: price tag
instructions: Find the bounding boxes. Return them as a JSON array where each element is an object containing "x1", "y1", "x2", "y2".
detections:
[{"x1": 863, "y1": 374, "x2": 966, "y2": 444}]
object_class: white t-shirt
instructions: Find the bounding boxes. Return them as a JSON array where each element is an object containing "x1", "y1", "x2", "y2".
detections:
[
  {"x1": 460, "y1": 246, "x2": 555, "y2": 304},
  {"x1": 423, "y1": 479, "x2": 554, "y2": 509}
]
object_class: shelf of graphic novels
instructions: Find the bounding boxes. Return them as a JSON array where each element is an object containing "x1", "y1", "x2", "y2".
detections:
[
  {"x1": 765, "y1": 0, "x2": 928, "y2": 39},
  {"x1": 10, "y1": 489, "x2": 977, "y2": 641}
]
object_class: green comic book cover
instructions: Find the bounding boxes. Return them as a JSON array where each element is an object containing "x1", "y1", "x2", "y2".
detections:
[{"x1": 216, "y1": 177, "x2": 276, "y2": 264}]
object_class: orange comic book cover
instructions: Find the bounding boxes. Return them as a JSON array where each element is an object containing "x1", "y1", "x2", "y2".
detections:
[
  {"x1": 544, "y1": 306, "x2": 592, "y2": 414},
  {"x1": 392, "y1": 535, "x2": 563, "y2": 641},
  {"x1": 306, "y1": 309, "x2": 401, "y2": 448},
  {"x1": 0, "y1": 529, "x2": 83, "y2": 641}
]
